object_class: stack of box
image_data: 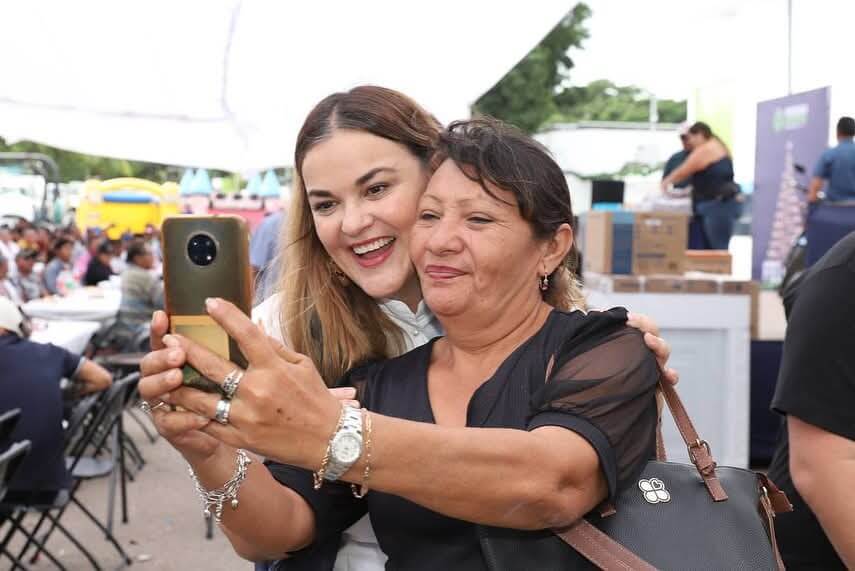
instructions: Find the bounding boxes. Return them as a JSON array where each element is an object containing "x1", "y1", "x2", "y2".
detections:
[{"x1": 578, "y1": 211, "x2": 690, "y2": 276}]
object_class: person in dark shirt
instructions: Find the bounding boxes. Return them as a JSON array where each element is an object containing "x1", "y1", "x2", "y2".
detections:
[
  {"x1": 767, "y1": 231, "x2": 855, "y2": 569},
  {"x1": 0, "y1": 297, "x2": 112, "y2": 497},
  {"x1": 83, "y1": 241, "x2": 115, "y2": 286},
  {"x1": 809, "y1": 116, "x2": 855, "y2": 203},
  {"x1": 661, "y1": 122, "x2": 741, "y2": 249},
  {"x1": 662, "y1": 128, "x2": 692, "y2": 189},
  {"x1": 137, "y1": 118, "x2": 660, "y2": 569}
]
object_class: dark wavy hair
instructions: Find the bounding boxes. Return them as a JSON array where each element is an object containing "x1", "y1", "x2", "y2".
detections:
[{"x1": 430, "y1": 118, "x2": 585, "y2": 310}]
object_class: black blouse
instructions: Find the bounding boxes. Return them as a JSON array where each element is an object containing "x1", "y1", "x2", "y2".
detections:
[{"x1": 267, "y1": 308, "x2": 659, "y2": 570}]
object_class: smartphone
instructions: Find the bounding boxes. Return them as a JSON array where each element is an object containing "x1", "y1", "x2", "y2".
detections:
[{"x1": 162, "y1": 215, "x2": 253, "y2": 393}]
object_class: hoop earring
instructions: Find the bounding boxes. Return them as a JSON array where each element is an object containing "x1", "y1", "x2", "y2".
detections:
[
  {"x1": 328, "y1": 259, "x2": 350, "y2": 287},
  {"x1": 539, "y1": 274, "x2": 549, "y2": 292}
]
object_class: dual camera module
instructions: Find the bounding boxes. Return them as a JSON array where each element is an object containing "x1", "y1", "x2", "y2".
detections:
[{"x1": 187, "y1": 233, "x2": 217, "y2": 267}]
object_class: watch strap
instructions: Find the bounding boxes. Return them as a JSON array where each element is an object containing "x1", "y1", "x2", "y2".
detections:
[{"x1": 324, "y1": 406, "x2": 363, "y2": 481}]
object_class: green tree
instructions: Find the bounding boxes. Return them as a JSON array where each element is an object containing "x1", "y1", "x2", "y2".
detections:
[
  {"x1": 0, "y1": 137, "x2": 176, "y2": 182},
  {"x1": 474, "y1": 3, "x2": 592, "y2": 133},
  {"x1": 555, "y1": 80, "x2": 686, "y2": 124}
]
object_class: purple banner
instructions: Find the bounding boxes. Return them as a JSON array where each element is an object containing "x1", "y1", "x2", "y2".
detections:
[{"x1": 752, "y1": 87, "x2": 830, "y2": 280}]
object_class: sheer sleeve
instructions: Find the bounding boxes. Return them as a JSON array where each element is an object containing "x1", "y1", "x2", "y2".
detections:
[
  {"x1": 528, "y1": 320, "x2": 659, "y2": 499},
  {"x1": 264, "y1": 461, "x2": 366, "y2": 551}
]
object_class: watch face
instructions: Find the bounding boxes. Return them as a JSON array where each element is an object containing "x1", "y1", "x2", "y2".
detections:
[{"x1": 332, "y1": 433, "x2": 362, "y2": 465}]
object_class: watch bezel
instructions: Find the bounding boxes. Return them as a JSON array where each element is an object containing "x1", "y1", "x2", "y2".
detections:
[{"x1": 331, "y1": 430, "x2": 363, "y2": 465}]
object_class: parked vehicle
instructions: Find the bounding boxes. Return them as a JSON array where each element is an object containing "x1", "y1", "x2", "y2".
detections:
[{"x1": 75, "y1": 177, "x2": 180, "y2": 238}]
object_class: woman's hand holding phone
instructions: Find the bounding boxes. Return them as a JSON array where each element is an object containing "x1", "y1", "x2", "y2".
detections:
[
  {"x1": 139, "y1": 309, "x2": 361, "y2": 465},
  {"x1": 139, "y1": 311, "x2": 225, "y2": 465}
]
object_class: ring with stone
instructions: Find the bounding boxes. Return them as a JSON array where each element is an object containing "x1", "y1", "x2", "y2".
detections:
[
  {"x1": 214, "y1": 398, "x2": 232, "y2": 425},
  {"x1": 222, "y1": 368, "x2": 245, "y2": 400}
]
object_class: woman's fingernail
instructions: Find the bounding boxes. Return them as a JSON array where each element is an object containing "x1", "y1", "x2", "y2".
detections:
[
  {"x1": 205, "y1": 298, "x2": 219, "y2": 311},
  {"x1": 161, "y1": 393, "x2": 171, "y2": 403},
  {"x1": 168, "y1": 349, "x2": 183, "y2": 363},
  {"x1": 196, "y1": 415, "x2": 210, "y2": 425},
  {"x1": 169, "y1": 369, "x2": 183, "y2": 382},
  {"x1": 163, "y1": 334, "x2": 178, "y2": 347}
]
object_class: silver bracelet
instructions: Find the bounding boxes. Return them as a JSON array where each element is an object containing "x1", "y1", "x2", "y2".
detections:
[{"x1": 188, "y1": 449, "x2": 252, "y2": 524}]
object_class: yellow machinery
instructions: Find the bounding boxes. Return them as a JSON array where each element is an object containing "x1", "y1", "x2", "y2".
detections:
[{"x1": 75, "y1": 178, "x2": 180, "y2": 239}]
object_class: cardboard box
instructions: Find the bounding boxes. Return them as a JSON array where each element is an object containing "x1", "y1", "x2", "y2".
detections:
[
  {"x1": 612, "y1": 275, "x2": 643, "y2": 292},
  {"x1": 580, "y1": 211, "x2": 689, "y2": 276},
  {"x1": 685, "y1": 250, "x2": 733, "y2": 275},
  {"x1": 721, "y1": 280, "x2": 754, "y2": 295},
  {"x1": 633, "y1": 212, "x2": 689, "y2": 275},
  {"x1": 686, "y1": 278, "x2": 719, "y2": 294},
  {"x1": 645, "y1": 276, "x2": 688, "y2": 293}
]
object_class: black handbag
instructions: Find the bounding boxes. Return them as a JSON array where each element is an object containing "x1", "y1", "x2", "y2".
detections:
[{"x1": 552, "y1": 378, "x2": 792, "y2": 570}]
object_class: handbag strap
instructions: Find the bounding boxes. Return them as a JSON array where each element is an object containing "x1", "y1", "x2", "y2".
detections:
[
  {"x1": 553, "y1": 520, "x2": 657, "y2": 571},
  {"x1": 657, "y1": 377, "x2": 728, "y2": 502}
]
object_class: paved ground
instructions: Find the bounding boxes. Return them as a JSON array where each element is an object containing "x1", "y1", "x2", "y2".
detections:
[{"x1": 7, "y1": 412, "x2": 248, "y2": 570}]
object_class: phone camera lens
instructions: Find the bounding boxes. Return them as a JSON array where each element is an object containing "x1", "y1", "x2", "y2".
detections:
[{"x1": 187, "y1": 233, "x2": 217, "y2": 266}]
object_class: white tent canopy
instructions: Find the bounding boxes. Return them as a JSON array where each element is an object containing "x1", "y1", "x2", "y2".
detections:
[{"x1": 0, "y1": 1, "x2": 570, "y2": 172}]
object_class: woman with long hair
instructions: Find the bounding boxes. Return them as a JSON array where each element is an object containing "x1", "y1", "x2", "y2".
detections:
[
  {"x1": 661, "y1": 121, "x2": 742, "y2": 249},
  {"x1": 140, "y1": 87, "x2": 675, "y2": 569}
]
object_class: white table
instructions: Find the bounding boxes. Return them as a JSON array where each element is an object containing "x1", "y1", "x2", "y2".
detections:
[
  {"x1": 30, "y1": 319, "x2": 101, "y2": 354},
  {"x1": 22, "y1": 287, "x2": 121, "y2": 323},
  {"x1": 586, "y1": 289, "x2": 751, "y2": 468}
]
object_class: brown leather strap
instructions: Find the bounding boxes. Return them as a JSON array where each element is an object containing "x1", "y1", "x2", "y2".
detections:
[
  {"x1": 554, "y1": 519, "x2": 657, "y2": 571},
  {"x1": 758, "y1": 473, "x2": 793, "y2": 514},
  {"x1": 759, "y1": 484, "x2": 787, "y2": 571},
  {"x1": 654, "y1": 390, "x2": 667, "y2": 462},
  {"x1": 657, "y1": 377, "x2": 728, "y2": 501}
]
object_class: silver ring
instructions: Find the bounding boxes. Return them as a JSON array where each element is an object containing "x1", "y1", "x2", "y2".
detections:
[
  {"x1": 139, "y1": 401, "x2": 169, "y2": 415},
  {"x1": 222, "y1": 368, "x2": 244, "y2": 400},
  {"x1": 214, "y1": 398, "x2": 232, "y2": 425}
]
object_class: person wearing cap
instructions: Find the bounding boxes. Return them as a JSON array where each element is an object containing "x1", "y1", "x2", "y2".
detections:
[
  {"x1": 0, "y1": 297, "x2": 112, "y2": 500},
  {"x1": 0, "y1": 253, "x2": 23, "y2": 305},
  {"x1": 11, "y1": 249, "x2": 44, "y2": 302}
]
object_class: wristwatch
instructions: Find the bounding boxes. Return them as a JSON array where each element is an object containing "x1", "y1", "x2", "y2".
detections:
[{"x1": 324, "y1": 406, "x2": 364, "y2": 482}]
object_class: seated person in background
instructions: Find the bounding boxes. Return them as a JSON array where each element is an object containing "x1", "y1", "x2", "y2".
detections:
[
  {"x1": 83, "y1": 241, "x2": 115, "y2": 286},
  {"x1": 768, "y1": 230, "x2": 855, "y2": 569},
  {"x1": 809, "y1": 116, "x2": 855, "y2": 203},
  {"x1": 0, "y1": 253, "x2": 23, "y2": 305},
  {"x1": 118, "y1": 241, "x2": 164, "y2": 332},
  {"x1": 43, "y1": 238, "x2": 76, "y2": 296},
  {"x1": 0, "y1": 226, "x2": 19, "y2": 267},
  {"x1": 110, "y1": 238, "x2": 129, "y2": 275},
  {"x1": 11, "y1": 249, "x2": 44, "y2": 302},
  {"x1": 0, "y1": 297, "x2": 112, "y2": 500}
]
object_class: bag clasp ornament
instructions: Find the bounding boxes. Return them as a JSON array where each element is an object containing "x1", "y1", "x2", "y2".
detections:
[{"x1": 638, "y1": 478, "x2": 671, "y2": 504}]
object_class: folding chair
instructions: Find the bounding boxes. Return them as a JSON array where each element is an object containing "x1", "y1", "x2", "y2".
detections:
[
  {"x1": 0, "y1": 440, "x2": 39, "y2": 571},
  {"x1": 13, "y1": 375, "x2": 139, "y2": 568}
]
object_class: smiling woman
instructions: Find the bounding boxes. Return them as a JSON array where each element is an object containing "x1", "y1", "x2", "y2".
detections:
[{"x1": 135, "y1": 88, "x2": 677, "y2": 571}]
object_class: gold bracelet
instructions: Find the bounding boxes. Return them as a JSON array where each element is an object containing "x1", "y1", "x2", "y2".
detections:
[
  {"x1": 351, "y1": 410, "x2": 372, "y2": 498},
  {"x1": 313, "y1": 405, "x2": 347, "y2": 490}
]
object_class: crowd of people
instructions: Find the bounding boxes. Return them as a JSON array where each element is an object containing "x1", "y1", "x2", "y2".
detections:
[{"x1": 0, "y1": 220, "x2": 166, "y2": 333}]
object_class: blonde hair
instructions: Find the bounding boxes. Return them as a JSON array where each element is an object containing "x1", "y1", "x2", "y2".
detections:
[{"x1": 278, "y1": 86, "x2": 441, "y2": 384}]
